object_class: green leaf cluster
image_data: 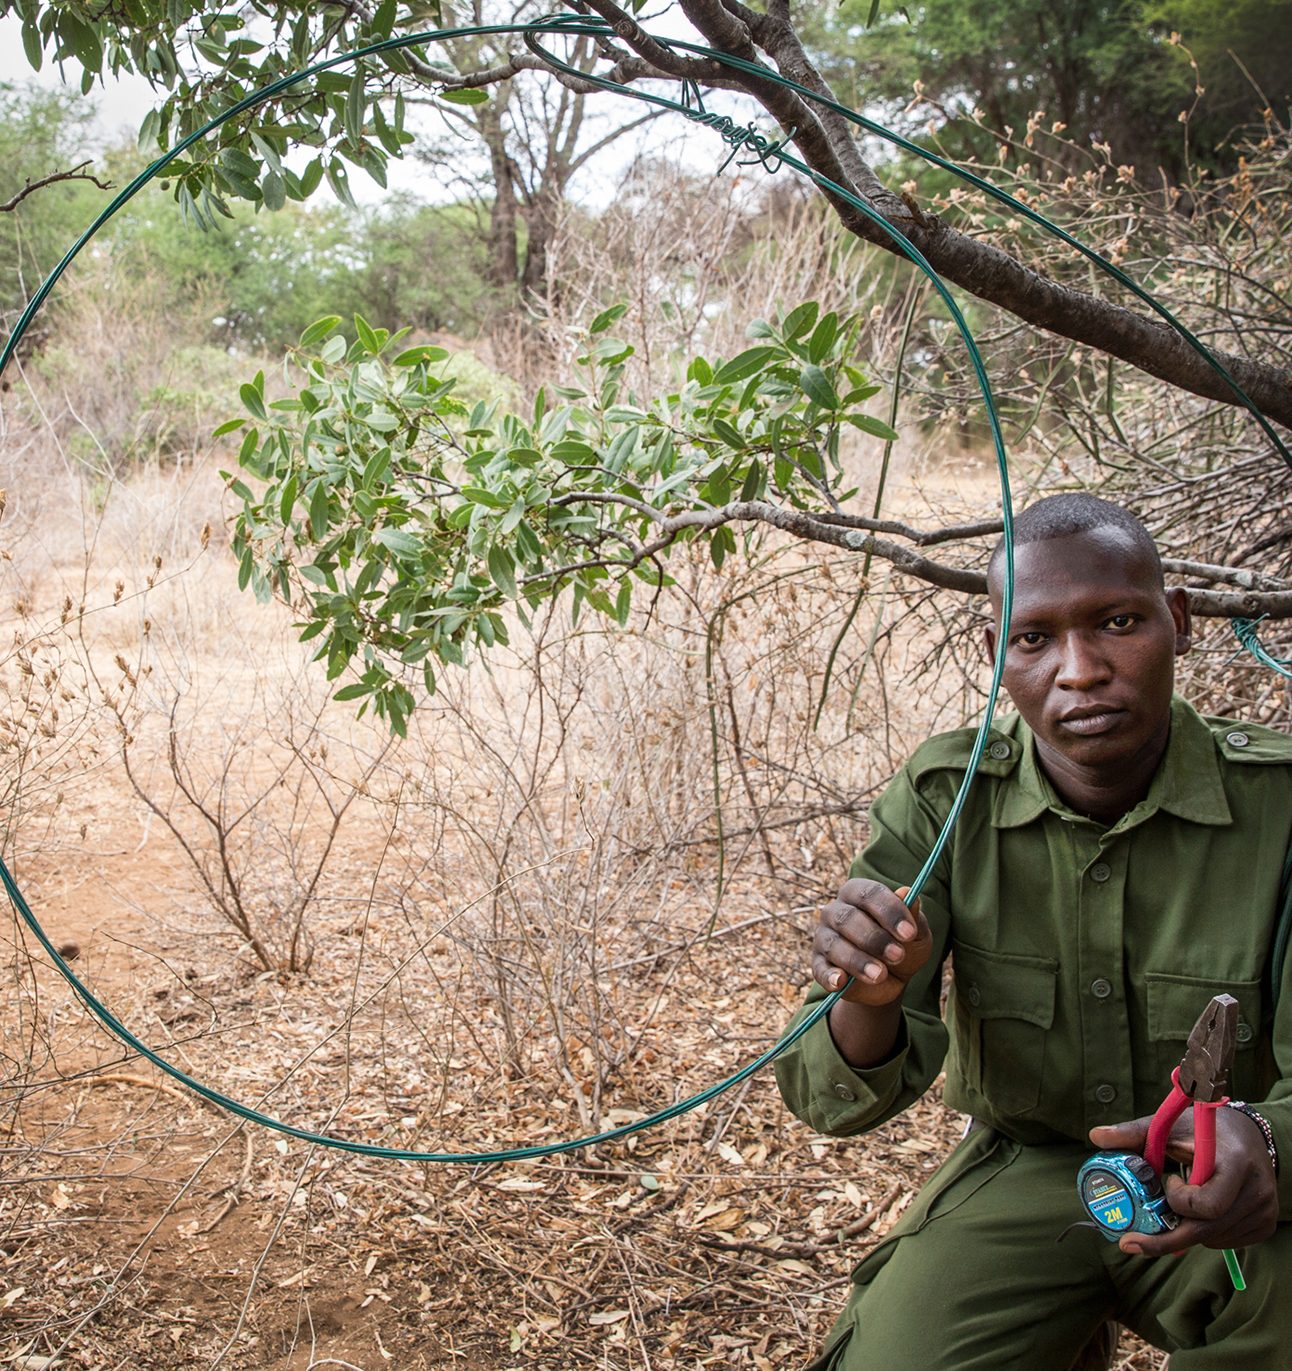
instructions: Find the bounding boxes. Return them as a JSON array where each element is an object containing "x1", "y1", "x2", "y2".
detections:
[
  {"x1": 224, "y1": 301, "x2": 897, "y2": 733},
  {"x1": 805, "y1": 0, "x2": 1290, "y2": 180},
  {"x1": 2, "y1": 0, "x2": 442, "y2": 222}
]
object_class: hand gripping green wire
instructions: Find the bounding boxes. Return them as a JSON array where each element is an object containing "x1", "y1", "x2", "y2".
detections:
[{"x1": 0, "y1": 14, "x2": 1279, "y2": 1164}]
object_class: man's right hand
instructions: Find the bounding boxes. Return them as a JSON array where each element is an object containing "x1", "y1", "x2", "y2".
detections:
[{"x1": 812, "y1": 879, "x2": 933, "y2": 1007}]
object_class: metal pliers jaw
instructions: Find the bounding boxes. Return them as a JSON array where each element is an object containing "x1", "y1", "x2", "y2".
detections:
[
  {"x1": 1177, "y1": 994, "x2": 1239, "y2": 1102},
  {"x1": 1145, "y1": 993, "x2": 1239, "y2": 1181}
]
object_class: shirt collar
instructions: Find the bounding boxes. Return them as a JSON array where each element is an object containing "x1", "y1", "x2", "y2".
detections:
[{"x1": 991, "y1": 696, "x2": 1232, "y2": 830}]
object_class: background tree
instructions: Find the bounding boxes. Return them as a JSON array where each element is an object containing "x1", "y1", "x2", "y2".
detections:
[
  {"x1": 801, "y1": 0, "x2": 1292, "y2": 181},
  {"x1": 407, "y1": 20, "x2": 664, "y2": 299}
]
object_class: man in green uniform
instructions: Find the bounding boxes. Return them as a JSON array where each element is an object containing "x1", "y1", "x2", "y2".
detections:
[{"x1": 774, "y1": 494, "x2": 1292, "y2": 1369}]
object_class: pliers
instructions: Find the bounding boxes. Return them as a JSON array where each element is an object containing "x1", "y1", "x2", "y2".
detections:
[
  {"x1": 1145, "y1": 993, "x2": 1238, "y2": 1184},
  {"x1": 1143, "y1": 993, "x2": 1245, "y2": 1291}
]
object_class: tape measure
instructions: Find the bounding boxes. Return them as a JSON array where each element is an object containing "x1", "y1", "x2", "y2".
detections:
[{"x1": 1076, "y1": 1151, "x2": 1177, "y2": 1240}]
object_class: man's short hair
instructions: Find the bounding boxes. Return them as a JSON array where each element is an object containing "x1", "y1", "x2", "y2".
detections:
[{"x1": 986, "y1": 493, "x2": 1163, "y2": 589}]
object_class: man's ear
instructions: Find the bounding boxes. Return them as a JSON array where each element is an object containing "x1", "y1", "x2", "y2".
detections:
[
  {"x1": 983, "y1": 619, "x2": 999, "y2": 670},
  {"x1": 1167, "y1": 587, "x2": 1191, "y2": 656}
]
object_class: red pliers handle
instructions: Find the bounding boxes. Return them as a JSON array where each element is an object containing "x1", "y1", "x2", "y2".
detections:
[
  {"x1": 1143, "y1": 994, "x2": 1239, "y2": 1185},
  {"x1": 1145, "y1": 1066, "x2": 1227, "y2": 1182}
]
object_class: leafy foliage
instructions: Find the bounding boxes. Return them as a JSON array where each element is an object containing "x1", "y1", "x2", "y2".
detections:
[
  {"x1": 805, "y1": 0, "x2": 1290, "y2": 178},
  {"x1": 108, "y1": 186, "x2": 500, "y2": 350},
  {"x1": 5, "y1": 0, "x2": 423, "y2": 220},
  {"x1": 225, "y1": 301, "x2": 895, "y2": 734}
]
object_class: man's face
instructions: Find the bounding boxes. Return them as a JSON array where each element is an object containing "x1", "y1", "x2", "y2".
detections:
[{"x1": 985, "y1": 527, "x2": 1191, "y2": 771}]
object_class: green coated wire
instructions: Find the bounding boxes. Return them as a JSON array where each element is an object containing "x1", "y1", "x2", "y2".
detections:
[
  {"x1": 1233, "y1": 618, "x2": 1292, "y2": 680},
  {"x1": 0, "y1": 14, "x2": 1276, "y2": 1164},
  {"x1": 0, "y1": 16, "x2": 1013, "y2": 1161}
]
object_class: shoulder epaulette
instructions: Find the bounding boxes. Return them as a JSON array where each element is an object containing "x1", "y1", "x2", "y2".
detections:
[
  {"x1": 1209, "y1": 718, "x2": 1292, "y2": 765},
  {"x1": 908, "y1": 723, "x2": 1022, "y2": 787}
]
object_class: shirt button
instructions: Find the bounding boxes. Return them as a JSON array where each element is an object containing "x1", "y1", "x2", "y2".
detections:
[
  {"x1": 1095, "y1": 1084, "x2": 1117, "y2": 1105},
  {"x1": 1237, "y1": 1022, "x2": 1254, "y2": 1045},
  {"x1": 966, "y1": 984, "x2": 981, "y2": 1008},
  {"x1": 1090, "y1": 862, "x2": 1111, "y2": 883},
  {"x1": 1227, "y1": 731, "x2": 1250, "y2": 748},
  {"x1": 833, "y1": 1082, "x2": 856, "y2": 1102},
  {"x1": 1090, "y1": 978, "x2": 1113, "y2": 999},
  {"x1": 988, "y1": 741, "x2": 1011, "y2": 760}
]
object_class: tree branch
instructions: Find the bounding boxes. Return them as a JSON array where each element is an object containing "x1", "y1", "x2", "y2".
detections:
[
  {"x1": 533, "y1": 497, "x2": 1292, "y2": 617},
  {"x1": 447, "y1": 48, "x2": 665, "y2": 97},
  {"x1": 0, "y1": 162, "x2": 112, "y2": 213},
  {"x1": 569, "y1": 108, "x2": 666, "y2": 174}
]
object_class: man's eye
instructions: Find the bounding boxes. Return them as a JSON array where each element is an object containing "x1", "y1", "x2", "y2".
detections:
[
  {"x1": 1014, "y1": 632, "x2": 1046, "y2": 647},
  {"x1": 1105, "y1": 614, "x2": 1136, "y2": 630}
]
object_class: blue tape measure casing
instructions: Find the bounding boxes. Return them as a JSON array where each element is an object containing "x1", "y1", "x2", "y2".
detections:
[{"x1": 1077, "y1": 1151, "x2": 1177, "y2": 1240}]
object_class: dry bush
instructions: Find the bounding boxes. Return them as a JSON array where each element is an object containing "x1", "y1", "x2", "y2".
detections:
[
  {"x1": 102, "y1": 639, "x2": 396, "y2": 976},
  {"x1": 10, "y1": 257, "x2": 247, "y2": 478},
  {"x1": 277, "y1": 532, "x2": 928, "y2": 1140},
  {"x1": 504, "y1": 160, "x2": 902, "y2": 400}
]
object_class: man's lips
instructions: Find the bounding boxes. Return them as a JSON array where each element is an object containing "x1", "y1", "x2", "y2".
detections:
[{"x1": 1055, "y1": 707, "x2": 1127, "y2": 737}]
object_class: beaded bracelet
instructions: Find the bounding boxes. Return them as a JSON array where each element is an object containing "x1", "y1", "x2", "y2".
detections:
[{"x1": 1226, "y1": 1101, "x2": 1279, "y2": 1176}]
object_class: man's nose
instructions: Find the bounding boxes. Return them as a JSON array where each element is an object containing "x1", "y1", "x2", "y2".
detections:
[{"x1": 1054, "y1": 633, "x2": 1111, "y2": 689}]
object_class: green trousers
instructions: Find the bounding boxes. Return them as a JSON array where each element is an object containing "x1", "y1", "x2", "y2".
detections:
[{"x1": 809, "y1": 1128, "x2": 1291, "y2": 1370}]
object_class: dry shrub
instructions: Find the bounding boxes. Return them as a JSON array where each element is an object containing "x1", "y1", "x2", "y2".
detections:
[
  {"x1": 103, "y1": 636, "x2": 395, "y2": 975},
  {"x1": 504, "y1": 160, "x2": 903, "y2": 400},
  {"x1": 11, "y1": 258, "x2": 247, "y2": 477}
]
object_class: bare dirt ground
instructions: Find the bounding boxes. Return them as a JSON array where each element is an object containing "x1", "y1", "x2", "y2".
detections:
[{"x1": 0, "y1": 452, "x2": 1168, "y2": 1370}]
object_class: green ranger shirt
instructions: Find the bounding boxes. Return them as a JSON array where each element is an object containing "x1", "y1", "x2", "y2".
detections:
[{"x1": 774, "y1": 697, "x2": 1292, "y2": 1216}]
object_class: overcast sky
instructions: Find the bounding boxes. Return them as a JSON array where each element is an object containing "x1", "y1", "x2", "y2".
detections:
[{"x1": 0, "y1": 15, "x2": 157, "y2": 143}]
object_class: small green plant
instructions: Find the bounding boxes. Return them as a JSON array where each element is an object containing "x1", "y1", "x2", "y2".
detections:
[{"x1": 223, "y1": 302, "x2": 896, "y2": 735}]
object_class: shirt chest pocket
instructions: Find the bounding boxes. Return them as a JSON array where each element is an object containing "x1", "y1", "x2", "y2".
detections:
[
  {"x1": 952, "y1": 941, "x2": 1058, "y2": 1115},
  {"x1": 1146, "y1": 973, "x2": 1263, "y2": 1100}
]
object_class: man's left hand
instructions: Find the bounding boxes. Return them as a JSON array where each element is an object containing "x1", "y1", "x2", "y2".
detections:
[{"x1": 1088, "y1": 1109, "x2": 1278, "y2": 1255}]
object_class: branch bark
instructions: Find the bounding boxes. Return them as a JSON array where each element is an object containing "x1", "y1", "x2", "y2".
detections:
[
  {"x1": 536, "y1": 497, "x2": 1292, "y2": 618},
  {"x1": 0, "y1": 162, "x2": 112, "y2": 213},
  {"x1": 540, "y1": 0, "x2": 1292, "y2": 432}
]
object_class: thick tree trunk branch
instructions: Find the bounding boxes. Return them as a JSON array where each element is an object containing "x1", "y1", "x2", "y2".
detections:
[{"x1": 549, "y1": 3, "x2": 1292, "y2": 432}]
